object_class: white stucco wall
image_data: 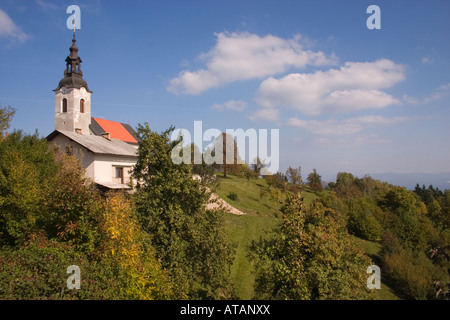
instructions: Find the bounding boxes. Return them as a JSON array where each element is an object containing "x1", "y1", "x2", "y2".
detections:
[
  {"x1": 55, "y1": 86, "x2": 91, "y2": 135},
  {"x1": 92, "y1": 153, "x2": 137, "y2": 185},
  {"x1": 49, "y1": 134, "x2": 95, "y2": 179},
  {"x1": 49, "y1": 134, "x2": 138, "y2": 186}
]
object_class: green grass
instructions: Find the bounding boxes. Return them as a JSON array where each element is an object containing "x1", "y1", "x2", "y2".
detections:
[
  {"x1": 214, "y1": 173, "x2": 279, "y2": 298},
  {"x1": 214, "y1": 173, "x2": 322, "y2": 299},
  {"x1": 350, "y1": 236, "x2": 402, "y2": 300},
  {"x1": 214, "y1": 173, "x2": 402, "y2": 300}
]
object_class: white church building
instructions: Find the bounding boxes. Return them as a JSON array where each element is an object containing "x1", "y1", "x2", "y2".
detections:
[{"x1": 47, "y1": 33, "x2": 139, "y2": 191}]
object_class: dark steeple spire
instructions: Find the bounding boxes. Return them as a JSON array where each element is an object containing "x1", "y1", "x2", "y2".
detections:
[{"x1": 54, "y1": 31, "x2": 92, "y2": 92}]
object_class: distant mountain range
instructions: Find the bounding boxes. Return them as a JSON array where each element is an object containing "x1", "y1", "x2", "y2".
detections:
[
  {"x1": 321, "y1": 172, "x2": 450, "y2": 191},
  {"x1": 368, "y1": 172, "x2": 450, "y2": 191}
]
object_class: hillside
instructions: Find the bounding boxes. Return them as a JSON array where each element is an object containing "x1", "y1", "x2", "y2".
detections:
[{"x1": 214, "y1": 173, "x2": 402, "y2": 300}]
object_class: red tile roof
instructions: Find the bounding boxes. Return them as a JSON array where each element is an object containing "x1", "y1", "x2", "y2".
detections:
[{"x1": 92, "y1": 117, "x2": 138, "y2": 143}]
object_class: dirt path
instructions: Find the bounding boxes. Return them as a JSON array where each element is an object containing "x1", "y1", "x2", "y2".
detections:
[{"x1": 206, "y1": 193, "x2": 246, "y2": 215}]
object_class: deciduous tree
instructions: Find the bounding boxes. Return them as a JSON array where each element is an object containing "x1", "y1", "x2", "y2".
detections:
[
  {"x1": 132, "y1": 123, "x2": 233, "y2": 299},
  {"x1": 252, "y1": 193, "x2": 372, "y2": 300}
]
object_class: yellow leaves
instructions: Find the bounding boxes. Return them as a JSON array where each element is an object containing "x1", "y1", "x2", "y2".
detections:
[{"x1": 101, "y1": 191, "x2": 165, "y2": 299}]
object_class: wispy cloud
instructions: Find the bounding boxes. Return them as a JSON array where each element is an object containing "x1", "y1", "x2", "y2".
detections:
[
  {"x1": 287, "y1": 115, "x2": 409, "y2": 135},
  {"x1": 347, "y1": 115, "x2": 410, "y2": 126},
  {"x1": 248, "y1": 108, "x2": 280, "y2": 122},
  {"x1": 403, "y1": 83, "x2": 450, "y2": 105},
  {"x1": 0, "y1": 9, "x2": 29, "y2": 42},
  {"x1": 167, "y1": 32, "x2": 337, "y2": 95},
  {"x1": 287, "y1": 118, "x2": 362, "y2": 135},
  {"x1": 36, "y1": 0, "x2": 58, "y2": 11},
  {"x1": 313, "y1": 134, "x2": 391, "y2": 148},
  {"x1": 421, "y1": 56, "x2": 434, "y2": 64},
  {"x1": 424, "y1": 83, "x2": 450, "y2": 103},
  {"x1": 210, "y1": 100, "x2": 248, "y2": 112}
]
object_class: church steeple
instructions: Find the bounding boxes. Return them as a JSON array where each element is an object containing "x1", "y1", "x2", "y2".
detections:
[
  {"x1": 54, "y1": 31, "x2": 92, "y2": 93},
  {"x1": 66, "y1": 32, "x2": 82, "y2": 76},
  {"x1": 54, "y1": 32, "x2": 92, "y2": 135}
]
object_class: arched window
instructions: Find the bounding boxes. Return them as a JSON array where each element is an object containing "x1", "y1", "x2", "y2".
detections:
[
  {"x1": 62, "y1": 98, "x2": 68, "y2": 113},
  {"x1": 80, "y1": 99, "x2": 85, "y2": 113}
]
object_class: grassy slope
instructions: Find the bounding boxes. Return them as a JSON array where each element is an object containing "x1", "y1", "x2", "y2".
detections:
[{"x1": 214, "y1": 173, "x2": 401, "y2": 300}]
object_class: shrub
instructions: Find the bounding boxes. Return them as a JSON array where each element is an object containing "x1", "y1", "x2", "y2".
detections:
[
  {"x1": 346, "y1": 199, "x2": 383, "y2": 241},
  {"x1": 0, "y1": 237, "x2": 127, "y2": 300},
  {"x1": 382, "y1": 249, "x2": 435, "y2": 300},
  {"x1": 227, "y1": 191, "x2": 238, "y2": 201}
]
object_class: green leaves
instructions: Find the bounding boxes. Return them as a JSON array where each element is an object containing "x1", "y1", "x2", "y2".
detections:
[
  {"x1": 133, "y1": 124, "x2": 233, "y2": 299},
  {"x1": 253, "y1": 193, "x2": 371, "y2": 300},
  {"x1": 0, "y1": 105, "x2": 15, "y2": 138}
]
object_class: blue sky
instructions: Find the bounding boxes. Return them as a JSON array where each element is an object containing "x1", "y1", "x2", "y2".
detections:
[{"x1": 1, "y1": 0, "x2": 449, "y2": 180}]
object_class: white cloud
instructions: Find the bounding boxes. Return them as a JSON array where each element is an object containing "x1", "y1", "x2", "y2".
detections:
[
  {"x1": 210, "y1": 100, "x2": 248, "y2": 111},
  {"x1": 248, "y1": 108, "x2": 280, "y2": 122},
  {"x1": 347, "y1": 115, "x2": 409, "y2": 126},
  {"x1": 287, "y1": 115, "x2": 409, "y2": 135},
  {"x1": 255, "y1": 59, "x2": 404, "y2": 116},
  {"x1": 402, "y1": 94, "x2": 420, "y2": 105},
  {"x1": 424, "y1": 83, "x2": 450, "y2": 103},
  {"x1": 0, "y1": 9, "x2": 29, "y2": 42},
  {"x1": 404, "y1": 83, "x2": 450, "y2": 104},
  {"x1": 167, "y1": 32, "x2": 337, "y2": 95}
]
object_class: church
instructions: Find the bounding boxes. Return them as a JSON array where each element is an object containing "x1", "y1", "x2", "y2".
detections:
[{"x1": 47, "y1": 33, "x2": 139, "y2": 191}]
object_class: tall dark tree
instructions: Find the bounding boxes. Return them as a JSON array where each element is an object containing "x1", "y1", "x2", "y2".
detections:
[
  {"x1": 307, "y1": 168, "x2": 323, "y2": 192},
  {"x1": 218, "y1": 132, "x2": 241, "y2": 178}
]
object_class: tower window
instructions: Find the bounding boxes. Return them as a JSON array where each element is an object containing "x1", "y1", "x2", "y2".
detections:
[
  {"x1": 80, "y1": 99, "x2": 85, "y2": 113},
  {"x1": 62, "y1": 98, "x2": 68, "y2": 113}
]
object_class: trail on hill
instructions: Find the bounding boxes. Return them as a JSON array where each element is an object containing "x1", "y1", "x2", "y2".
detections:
[{"x1": 207, "y1": 193, "x2": 246, "y2": 215}]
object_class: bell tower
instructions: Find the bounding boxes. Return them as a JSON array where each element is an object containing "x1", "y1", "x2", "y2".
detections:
[{"x1": 53, "y1": 32, "x2": 92, "y2": 135}]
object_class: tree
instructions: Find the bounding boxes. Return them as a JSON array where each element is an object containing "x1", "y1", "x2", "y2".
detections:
[
  {"x1": 190, "y1": 143, "x2": 216, "y2": 185},
  {"x1": 307, "y1": 168, "x2": 322, "y2": 192},
  {"x1": 242, "y1": 163, "x2": 256, "y2": 181},
  {"x1": 216, "y1": 132, "x2": 241, "y2": 178},
  {"x1": 265, "y1": 172, "x2": 287, "y2": 191},
  {"x1": 132, "y1": 123, "x2": 233, "y2": 299},
  {"x1": 251, "y1": 157, "x2": 266, "y2": 177},
  {"x1": 101, "y1": 191, "x2": 173, "y2": 299},
  {"x1": 0, "y1": 105, "x2": 15, "y2": 138},
  {"x1": 44, "y1": 153, "x2": 103, "y2": 253},
  {"x1": 346, "y1": 198, "x2": 383, "y2": 241},
  {"x1": 334, "y1": 172, "x2": 362, "y2": 198},
  {"x1": 286, "y1": 166, "x2": 302, "y2": 185},
  {"x1": 0, "y1": 131, "x2": 59, "y2": 246},
  {"x1": 252, "y1": 193, "x2": 372, "y2": 300}
]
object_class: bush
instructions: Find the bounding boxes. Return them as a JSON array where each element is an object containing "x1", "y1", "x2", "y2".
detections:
[
  {"x1": 382, "y1": 249, "x2": 436, "y2": 300},
  {"x1": 0, "y1": 237, "x2": 128, "y2": 300},
  {"x1": 348, "y1": 209, "x2": 383, "y2": 241},
  {"x1": 346, "y1": 199, "x2": 383, "y2": 241},
  {"x1": 227, "y1": 192, "x2": 238, "y2": 201}
]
